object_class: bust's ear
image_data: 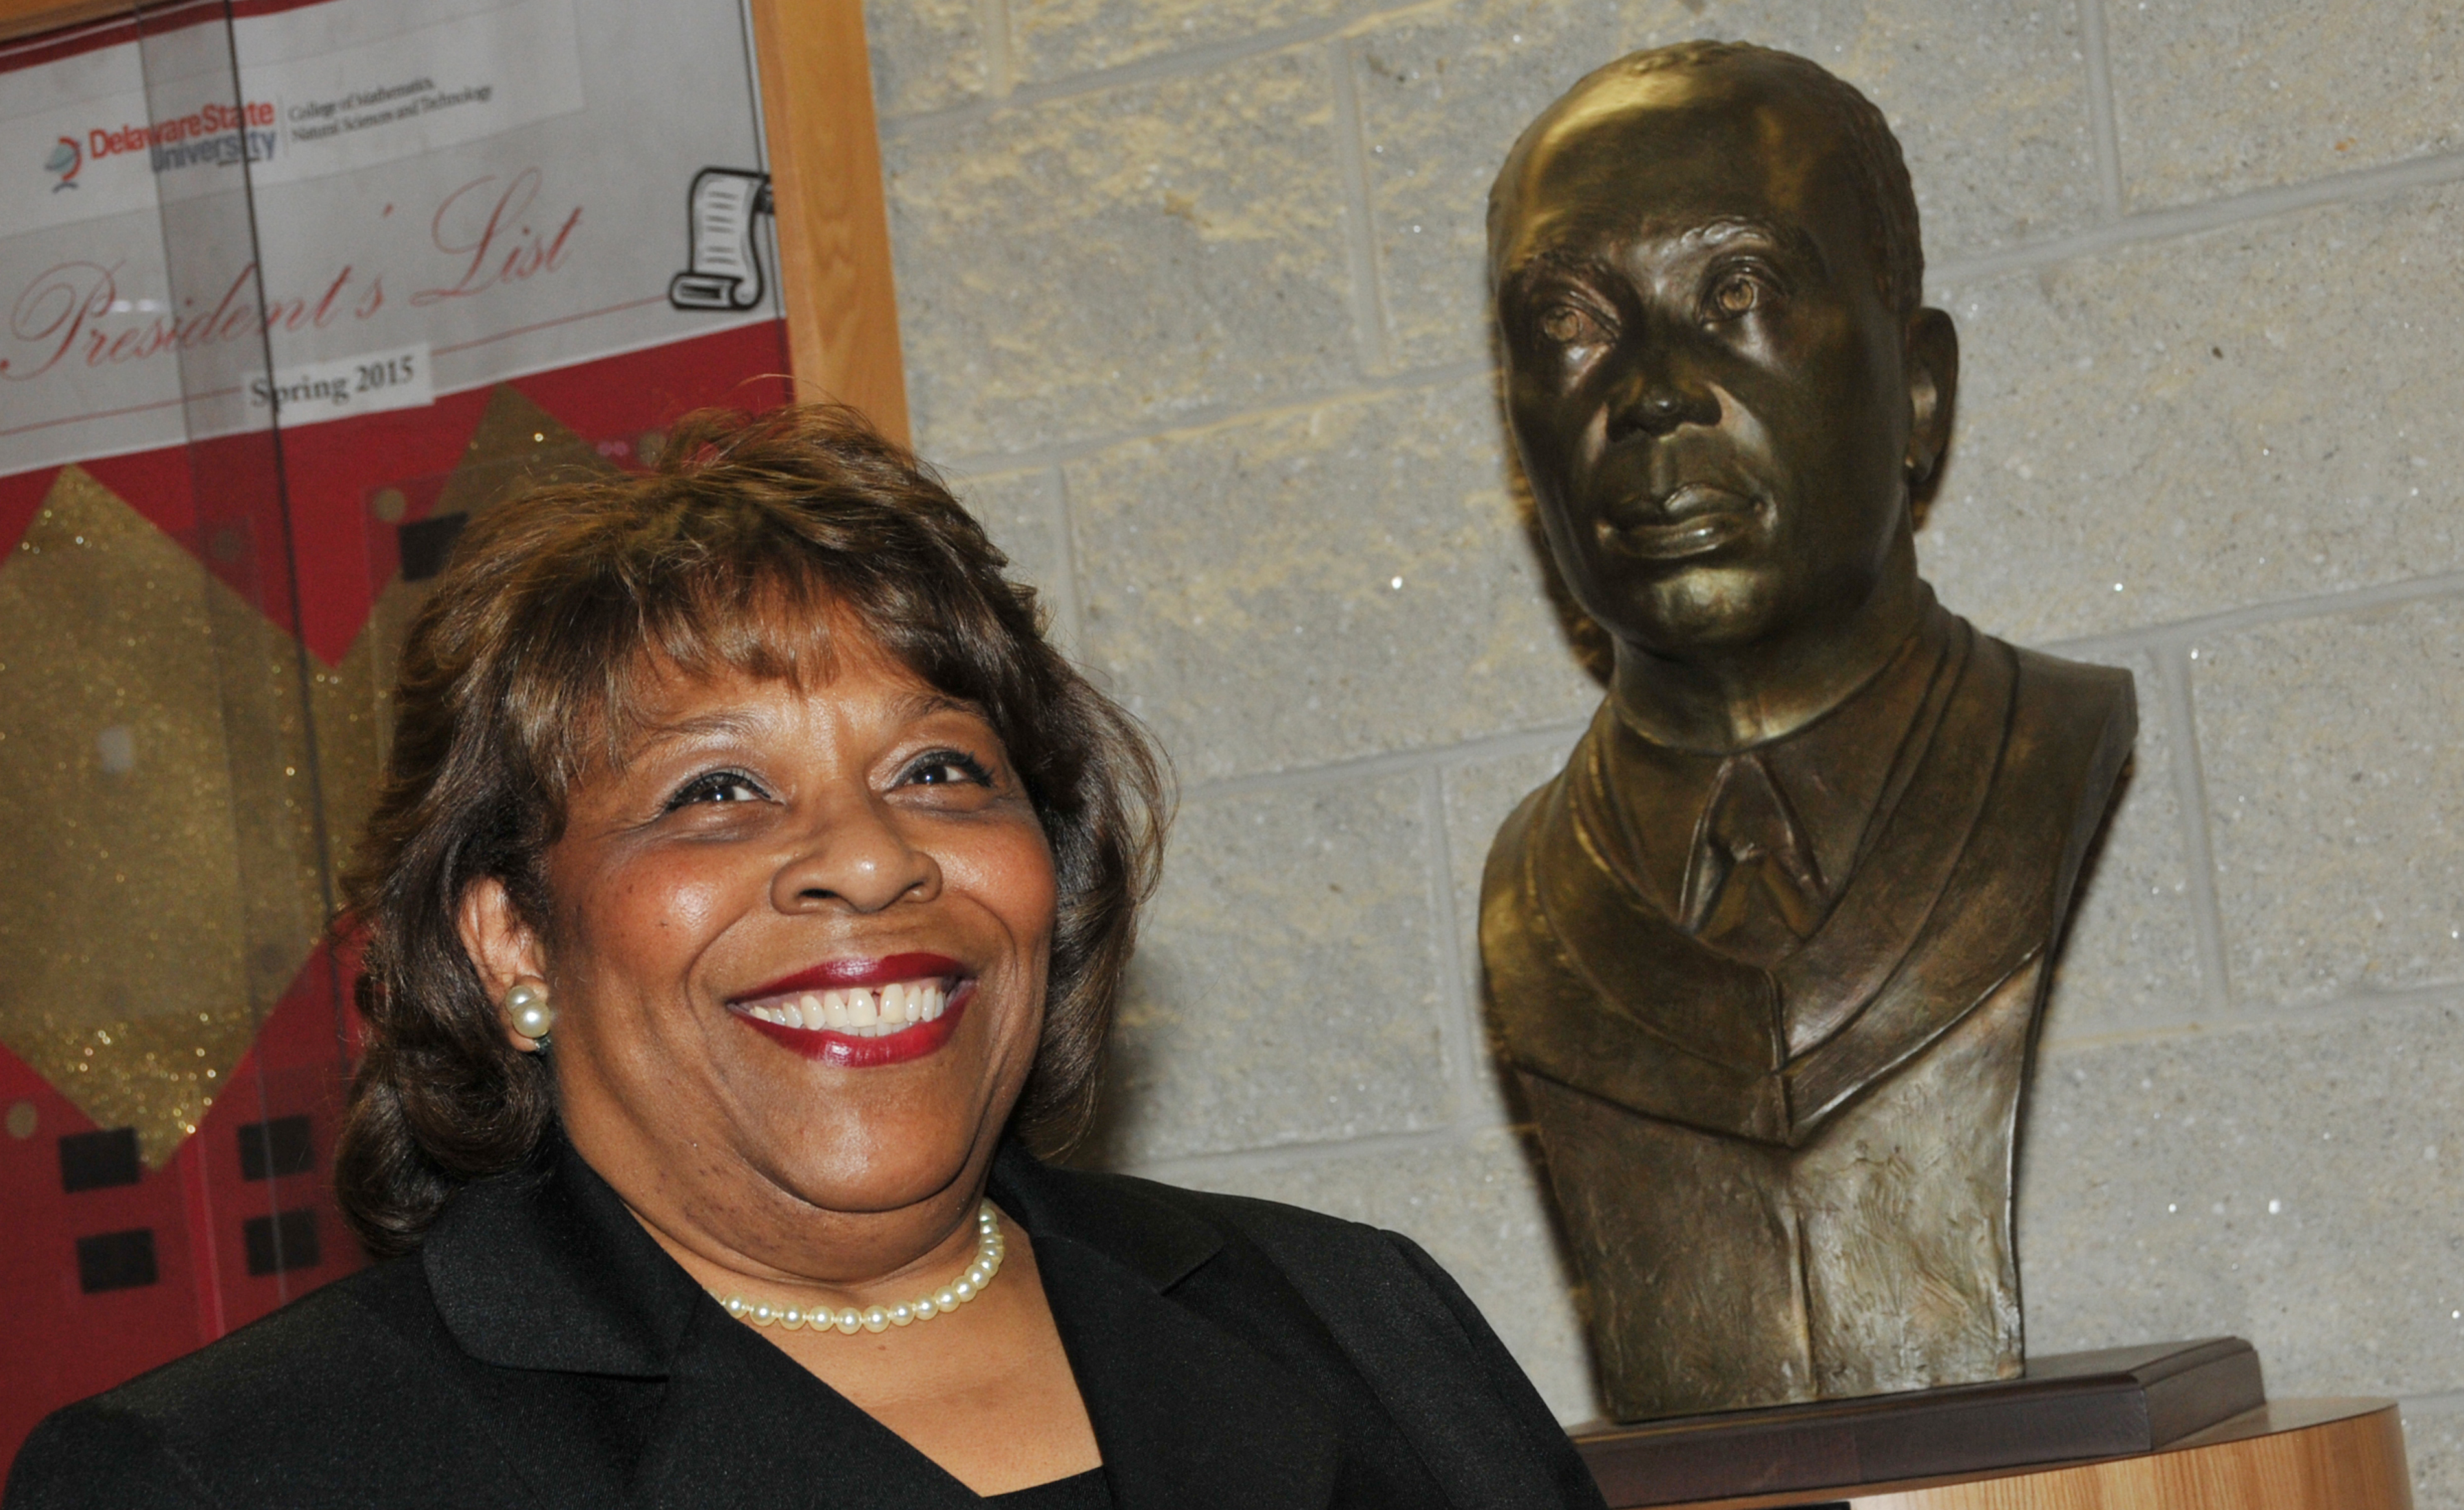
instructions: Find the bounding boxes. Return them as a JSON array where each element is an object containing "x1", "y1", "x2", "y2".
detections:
[
  {"x1": 456, "y1": 878, "x2": 549, "y2": 1045},
  {"x1": 1902, "y1": 307, "x2": 1960, "y2": 489}
]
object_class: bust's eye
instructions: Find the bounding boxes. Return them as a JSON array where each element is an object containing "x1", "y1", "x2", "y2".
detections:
[
  {"x1": 1707, "y1": 270, "x2": 1768, "y2": 319},
  {"x1": 1537, "y1": 302, "x2": 1607, "y2": 347},
  {"x1": 667, "y1": 771, "x2": 767, "y2": 810}
]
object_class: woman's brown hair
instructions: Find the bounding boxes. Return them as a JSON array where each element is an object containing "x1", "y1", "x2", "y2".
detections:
[{"x1": 333, "y1": 403, "x2": 1167, "y2": 1257}]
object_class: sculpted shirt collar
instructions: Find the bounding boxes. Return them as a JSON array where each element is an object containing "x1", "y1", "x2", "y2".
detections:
[{"x1": 1589, "y1": 588, "x2": 1953, "y2": 955}]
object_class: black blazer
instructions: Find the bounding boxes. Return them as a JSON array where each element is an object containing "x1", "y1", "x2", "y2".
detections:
[{"x1": 5, "y1": 1142, "x2": 1606, "y2": 1509}]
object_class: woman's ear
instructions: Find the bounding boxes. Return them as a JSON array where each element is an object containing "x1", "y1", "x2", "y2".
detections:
[{"x1": 457, "y1": 878, "x2": 550, "y2": 1050}]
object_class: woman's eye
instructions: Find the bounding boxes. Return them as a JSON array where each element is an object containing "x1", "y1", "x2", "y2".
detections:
[
  {"x1": 1538, "y1": 303, "x2": 1605, "y2": 346},
  {"x1": 902, "y1": 750, "x2": 993, "y2": 788},
  {"x1": 668, "y1": 771, "x2": 766, "y2": 809},
  {"x1": 1709, "y1": 272, "x2": 1766, "y2": 318}
]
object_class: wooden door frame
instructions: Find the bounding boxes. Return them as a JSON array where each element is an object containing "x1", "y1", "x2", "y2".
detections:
[{"x1": 0, "y1": 0, "x2": 908, "y2": 442}]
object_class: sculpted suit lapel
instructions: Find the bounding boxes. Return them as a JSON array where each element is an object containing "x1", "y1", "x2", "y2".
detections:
[{"x1": 1784, "y1": 635, "x2": 2132, "y2": 1126}]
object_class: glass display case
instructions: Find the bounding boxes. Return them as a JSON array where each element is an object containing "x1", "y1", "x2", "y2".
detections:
[{"x1": 0, "y1": 0, "x2": 895, "y2": 1462}]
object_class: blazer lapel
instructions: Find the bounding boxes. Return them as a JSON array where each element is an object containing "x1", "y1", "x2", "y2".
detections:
[
  {"x1": 635, "y1": 1305, "x2": 985, "y2": 1510},
  {"x1": 995, "y1": 1153, "x2": 1341, "y2": 1510},
  {"x1": 425, "y1": 1149, "x2": 691, "y2": 1380},
  {"x1": 421, "y1": 1151, "x2": 693, "y2": 1510}
]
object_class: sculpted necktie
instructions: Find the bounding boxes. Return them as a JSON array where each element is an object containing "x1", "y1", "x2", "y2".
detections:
[{"x1": 1679, "y1": 752, "x2": 1826, "y2": 959}]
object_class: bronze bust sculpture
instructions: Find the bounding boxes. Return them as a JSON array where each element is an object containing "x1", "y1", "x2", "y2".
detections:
[{"x1": 1478, "y1": 43, "x2": 2136, "y2": 1422}]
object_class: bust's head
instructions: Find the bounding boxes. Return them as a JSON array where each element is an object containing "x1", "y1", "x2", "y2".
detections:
[{"x1": 1489, "y1": 43, "x2": 1956, "y2": 675}]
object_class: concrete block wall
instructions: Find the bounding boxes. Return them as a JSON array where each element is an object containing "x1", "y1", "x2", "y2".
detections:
[{"x1": 864, "y1": 0, "x2": 2464, "y2": 1494}]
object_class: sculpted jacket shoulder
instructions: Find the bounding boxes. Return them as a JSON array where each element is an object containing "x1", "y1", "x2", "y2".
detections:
[
  {"x1": 1480, "y1": 606, "x2": 2135, "y2": 1416},
  {"x1": 4, "y1": 1143, "x2": 1604, "y2": 1510}
]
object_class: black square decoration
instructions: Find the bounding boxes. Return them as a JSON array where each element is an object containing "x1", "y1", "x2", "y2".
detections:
[
  {"x1": 237, "y1": 1116, "x2": 314, "y2": 1181},
  {"x1": 77, "y1": 1228, "x2": 158, "y2": 1293},
  {"x1": 396, "y1": 512, "x2": 469, "y2": 582},
  {"x1": 243, "y1": 1208, "x2": 321, "y2": 1276},
  {"x1": 58, "y1": 1127, "x2": 142, "y2": 1192}
]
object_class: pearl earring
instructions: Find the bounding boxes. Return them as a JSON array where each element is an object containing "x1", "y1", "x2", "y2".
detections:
[{"x1": 506, "y1": 980, "x2": 555, "y2": 1046}]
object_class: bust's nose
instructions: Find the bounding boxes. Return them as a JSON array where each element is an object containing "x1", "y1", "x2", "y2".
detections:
[{"x1": 1604, "y1": 336, "x2": 1721, "y2": 443}]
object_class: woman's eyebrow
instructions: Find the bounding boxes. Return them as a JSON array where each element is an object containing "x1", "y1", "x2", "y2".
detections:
[
  {"x1": 625, "y1": 693, "x2": 984, "y2": 758},
  {"x1": 895, "y1": 689, "x2": 989, "y2": 725},
  {"x1": 626, "y1": 709, "x2": 771, "y2": 757}
]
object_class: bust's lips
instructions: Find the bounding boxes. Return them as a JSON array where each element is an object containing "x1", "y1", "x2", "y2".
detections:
[{"x1": 1595, "y1": 484, "x2": 1761, "y2": 560}]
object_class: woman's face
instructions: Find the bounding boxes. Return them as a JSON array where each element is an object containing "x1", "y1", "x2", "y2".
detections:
[{"x1": 477, "y1": 616, "x2": 1058, "y2": 1265}]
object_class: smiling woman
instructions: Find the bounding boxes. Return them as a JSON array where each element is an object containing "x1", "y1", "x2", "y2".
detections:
[
  {"x1": 340, "y1": 407, "x2": 1136, "y2": 1262},
  {"x1": 3, "y1": 405, "x2": 1605, "y2": 1510}
]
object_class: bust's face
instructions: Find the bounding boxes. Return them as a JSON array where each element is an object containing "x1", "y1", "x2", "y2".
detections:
[{"x1": 1492, "y1": 62, "x2": 1935, "y2": 659}]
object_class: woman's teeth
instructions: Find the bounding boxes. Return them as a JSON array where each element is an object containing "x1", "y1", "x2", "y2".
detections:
[{"x1": 742, "y1": 980, "x2": 949, "y2": 1038}]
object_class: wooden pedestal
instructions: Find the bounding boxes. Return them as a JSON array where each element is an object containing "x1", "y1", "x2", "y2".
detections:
[
  {"x1": 1576, "y1": 1340, "x2": 2266, "y2": 1504},
  {"x1": 1640, "y1": 1399, "x2": 2411, "y2": 1510}
]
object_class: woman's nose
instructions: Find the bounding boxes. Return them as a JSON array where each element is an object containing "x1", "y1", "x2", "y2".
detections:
[{"x1": 771, "y1": 799, "x2": 942, "y2": 915}]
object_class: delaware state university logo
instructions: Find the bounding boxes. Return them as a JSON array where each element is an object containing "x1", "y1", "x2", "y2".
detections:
[{"x1": 45, "y1": 136, "x2": 80, "y2": 191}]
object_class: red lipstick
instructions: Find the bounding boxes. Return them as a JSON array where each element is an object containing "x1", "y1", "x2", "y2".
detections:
[
  {"x1": 729, "y1": 955, "x2": 970, "y2": 1068},
  {"x1": 741, "y1": 952, "x2": 963, "y2": 999}
]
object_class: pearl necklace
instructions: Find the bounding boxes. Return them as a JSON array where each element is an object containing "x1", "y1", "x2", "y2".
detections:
[{"x1": 709, "y1": 1201, "x2": 1005, "y2": 1336}]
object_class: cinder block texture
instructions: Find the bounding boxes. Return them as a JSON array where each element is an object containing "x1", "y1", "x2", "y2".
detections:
[
  {"x1": 884, "y1": 49, "x2": 1356, "y2": 459},
  {"x1": 1346, "y1": 1, "x2": 1631, "y2": 371},
  {"x1": 1352, "y1": 0, "x2": 2102, "y2": 370},
  {"x1": 953, "y1": 466, "x2": 1079, "y2": 651},
  {"x1": 2109, "y1": 0, "x2": 2464, "y2": 211},
  {"x1": 1185, "y1": 1129, "x2": 1605, "y2": 1423},
  {"x1": 1093, "y1": 776, "x2": 1456, "y2": 1164},
  {"x1": 2038, "y1": 650, "x2": 2207, "y2": 1044},
  {"x1": 2194, "y1": 599, "x2": 2464, "y2": 1011},
  {"x1": 2406, "y1": 1400, "x2": 2464, "y2": 1510},
  {"x1": 865, "y1": 0, "x2": 999, "y2": 118},
  {"x1": 1618, "y1": 0, "x2": 2103, "y2": 258},
  {"x1": 1925, "y1": 186, "x2": 2464, "y2": 647},
  {"x1": 2018, "y1": 996, "x2": 2464, "y2": 1399},
  {"x1": 1068, "y1": 378, "x2": 1598, "y2": 782},
  {"x1": 868, "y1": 0, "x2": 2464, "y2": 1454},
  {"x1": 1011, "y1": 0, "x2": 1348, "y2": 86}
]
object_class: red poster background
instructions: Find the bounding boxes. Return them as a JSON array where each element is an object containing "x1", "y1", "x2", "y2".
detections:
[{"x1": 0, "y1": 319, "x2": 792, "y2": 1468}]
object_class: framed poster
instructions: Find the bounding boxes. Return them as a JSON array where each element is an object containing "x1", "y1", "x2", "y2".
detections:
[{"x1": 0, "y1": 0, "x2": 901, "y2": 1465}]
